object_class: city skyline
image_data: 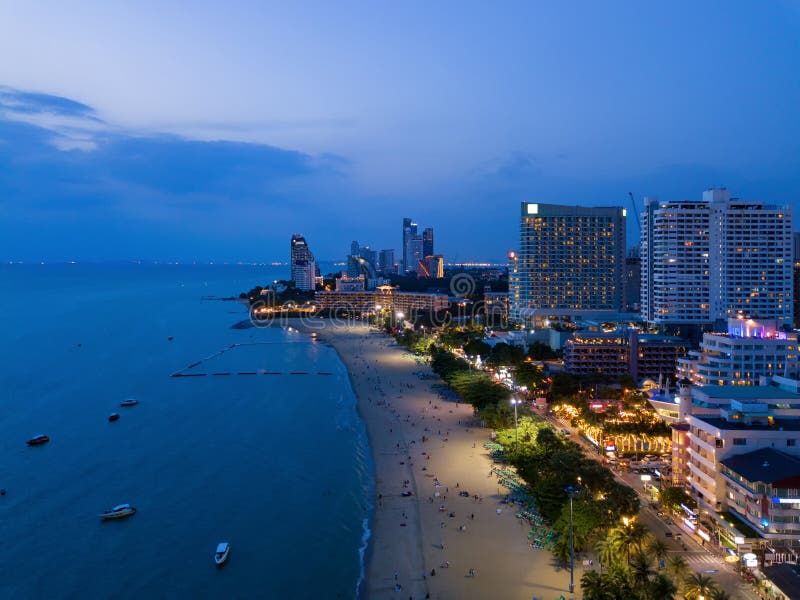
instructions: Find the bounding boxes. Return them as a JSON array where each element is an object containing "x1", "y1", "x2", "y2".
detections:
[{"x1": 1, "y1": 2, "x2": 800, "y2": 262}]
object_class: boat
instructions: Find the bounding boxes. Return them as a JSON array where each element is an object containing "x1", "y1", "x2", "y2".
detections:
[
  {"x1": 108, "y1": 413, "x2": 120, "y2": 422},
  {"x1": 27, "y1": 435, "x2": 49, "y2": 446},
  {"x1": 99, "y1": 504, "x2": 136, "y2": 520},
  {"x1": 120, "y1": 399, "x2": 139, "y2": 407},
  {"x1": 214, "y1": 542, "x2": 230, "y2": 566}
]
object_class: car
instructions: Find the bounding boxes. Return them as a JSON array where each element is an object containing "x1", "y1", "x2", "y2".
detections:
[
  {"x1": 656, "y1": 511, "x2": 664, "y2": 517},
  {"x1": 675, "y1": 533, "x2": 682, "y2": 539},
  {"x1": 561, "y1": 428, "x2": 571, "y2": 436},
  {"x1": 665, "y1": 532, "x2": 673, "y2": 537}
]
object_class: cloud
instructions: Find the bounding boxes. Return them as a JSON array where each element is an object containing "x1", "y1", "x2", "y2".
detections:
[
  {"x1": 0, "y1": 86, "x2": 362, "y2": 261},
  {"x1": 0, "y1": 87, "x2": 111, "y2": 152}
]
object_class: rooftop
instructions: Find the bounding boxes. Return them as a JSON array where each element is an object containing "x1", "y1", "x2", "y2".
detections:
[
  {"x1": 696, "y1": 385, "x2": 800, "y2": 401},
  {"x1": 720, "y1": 448, "x2": 800, "y2": 484},
  {"x1": 695, "y1": 416, "x2": 800, "y2": 432}
]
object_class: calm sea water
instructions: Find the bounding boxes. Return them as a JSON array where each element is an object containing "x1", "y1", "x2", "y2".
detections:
[{"x1": 0, "y1": 263, "x2": 373, "y2": 599}]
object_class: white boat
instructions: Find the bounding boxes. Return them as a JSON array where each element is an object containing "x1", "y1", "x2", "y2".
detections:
[
  {"x1": 120, "y1": 399, "x2": 139, "y2": 407},
  {"x1": 214, "y1": 542, "x2": 230, "y2": 565},
  {"x1": 99, "y1": 503, "x2": 137, "y2": 520}
]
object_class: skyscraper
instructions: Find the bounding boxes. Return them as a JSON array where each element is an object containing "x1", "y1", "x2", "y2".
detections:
[
  {"x1": 290, "y1": 234, "x2": 316, "y2": 291},
  {"x1": 379, "y1": 249, "x2": 395, "y2": 273},
  {"x1": 402, "y1": 218, "x2": 418, "y2": 273},
  {"x1": 509, "y1": 202, "x2": 626, "y2": 322},
  {"x1": 422, "y1": 227, "x2": 434, "y2": 258},
  {"x1": 641, "y1": 188, "x2": 793, "y2": 328}
]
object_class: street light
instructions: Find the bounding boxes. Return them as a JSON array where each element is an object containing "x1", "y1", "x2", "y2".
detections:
[
  {"x1": 510, "y1": 398, "x2": 520, "y2": 448},
  {"x1": 565, "y1": 485, "x2": 577, "y2": 594}
]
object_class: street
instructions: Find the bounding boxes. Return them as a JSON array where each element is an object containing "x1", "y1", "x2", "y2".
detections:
[{"x1": 547, "y1": 414, "x2": 759, "y2": 600}]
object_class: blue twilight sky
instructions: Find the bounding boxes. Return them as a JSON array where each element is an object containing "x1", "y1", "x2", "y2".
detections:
[{"x1": 1, "y1": 1, "x2": 799, "y2": 263}]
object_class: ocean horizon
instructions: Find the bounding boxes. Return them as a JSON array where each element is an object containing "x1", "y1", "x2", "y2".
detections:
[{"x1": 0, "y1": 263, "x2": 373, "y2": 599}]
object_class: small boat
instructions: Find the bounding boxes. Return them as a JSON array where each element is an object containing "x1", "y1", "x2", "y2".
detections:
[
  {"x1": 120, "y1": 399, "x2": 139, "y2": 407},
  {"x1": 108, "y1": 413, "x2": 120, "y2": 422},
  {"x1": 214, "y1": 542, "x2": 230, "y2": 566},
  {"x1": 27, "y1": 435, "x2": 49, "y2": 446},
  {"x1": 99, "y1": 504, "x2": 136, "y2": 520}
]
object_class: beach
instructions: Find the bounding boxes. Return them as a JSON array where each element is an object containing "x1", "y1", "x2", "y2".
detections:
[{"x1": 310, "y1": 320, "x2": 582, "y2": 600}]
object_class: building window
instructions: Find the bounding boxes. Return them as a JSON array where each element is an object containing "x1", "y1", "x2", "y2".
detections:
[
  {"x1": 733, "y1": 438, "x2": 747, "y2": 446},
  {"x1": 788, "y1": 439, "x2": 797, "y2": 447}
]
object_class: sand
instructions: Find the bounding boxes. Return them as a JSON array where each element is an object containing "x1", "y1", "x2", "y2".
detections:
[{"x1": 304, "y1": 320, "x2": 583, "y2": 600}]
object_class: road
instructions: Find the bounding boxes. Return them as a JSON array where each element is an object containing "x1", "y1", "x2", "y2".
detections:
[{"x1": 547, "y1": 414, "x2": 758, "y2": 600}]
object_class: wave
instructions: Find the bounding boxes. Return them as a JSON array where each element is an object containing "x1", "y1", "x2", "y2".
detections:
[{"x1": 355, "y1": 516, "x2": 371, "y2": 599}]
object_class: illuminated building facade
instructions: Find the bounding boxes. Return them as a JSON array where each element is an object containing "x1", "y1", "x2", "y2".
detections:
[
  {"x1": 641, "y1": 188, "x2": 793, "y2": 328},
  {"x1": 678, "y1": 318, "x2": 799, "y2": 386},
  {"x1": 509, "y1": 202, "x2": 625, "y2": 322},
  {"x1": 290, "y1": 234, "x2": 316, "y2": 291}
]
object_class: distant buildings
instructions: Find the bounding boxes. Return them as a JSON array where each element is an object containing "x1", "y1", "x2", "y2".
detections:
[
  {"x1": 402, "y1": 218, "x2": 438, "y2": 273},
  {"x1": 335, "y1": 275, "x2": 366, "y2": 291},
  {"x1": 290, "y1": 234, "x2": 316, "y2": 291},
  {"x1": 379, "y1": 249, "x2": 396, "y2": 274},
  {"x1": 402, "y1": 218, "x2": 420, "y2": 273},
  {"x1": 422, "y1": 227, "x2": 434, "y2": 258},
  {"x1": 641, "y1": 188, "x2": 793, "y2": 331},
  {"x1": 509, "y1": 202, "x2": 626, "y2": 322},
  {"x1": 677, "y1": 317, "x2": 799, "y2": 386},
  {"x1": 417, "y1": 255, "x2": 444, "y2": 279}
]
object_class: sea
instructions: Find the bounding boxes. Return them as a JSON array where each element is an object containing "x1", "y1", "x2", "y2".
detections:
[{"x1": 0, "y1": 263, "x2": 373, "y2": 599}]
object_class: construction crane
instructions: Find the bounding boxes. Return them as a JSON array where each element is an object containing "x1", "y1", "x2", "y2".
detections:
[{"x1": 628, "y1": 191, "x2": 641, "y2": 235}]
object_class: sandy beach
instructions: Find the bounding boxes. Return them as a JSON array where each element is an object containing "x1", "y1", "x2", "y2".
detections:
[{"x1": 305, "y1": 320, "x2": 582, "y2": 600}]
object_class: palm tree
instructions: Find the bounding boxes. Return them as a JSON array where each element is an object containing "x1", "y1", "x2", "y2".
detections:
[
  {"x1": 595, "y1": 537, "x2": 618, "y2": 571},
  {"x1": 683, "y1": 572, "x2": 719, "y2": 599},
  {"x1": 708, "y1": 589, "x2": 731, "y2": 600},
  {"x1": 647, "y1": 573, "x2": 677, "y2": 600},
  {"x1": 629, "y1": 551, "x2": 656, "y2": 588},
  {"x1": 611, "y1": 522, "x2": 652, "y2": 564},
  {"x1": 581, "y1": 571, "x2": 609, "y2": 600},
  {"x1": 666, "y1": 554, "x2": 690, "y2": 584},
  {"x1": 647, "y1": 538, "x2": 669, "y2": 567}
]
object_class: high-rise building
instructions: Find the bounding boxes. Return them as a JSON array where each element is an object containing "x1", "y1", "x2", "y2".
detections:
[
  {"x1": 350, "y1": 240, "x2": 360, "y2": 257},
  {"x1": 509, "y1": 202, "x2": 625, "y2": 322},
  {"x1": 359, "y1": 245, "x2": 378, "y2": 270},
  {"x1": 290, "y1": 234, "x2": 316, "y2": 291},
  {"x1": 794, "y1": 232, "x2": 800, "y2": 329},
  {"x1": 641, "y1": 189, "x2": 793, "y2": 329},
  {"x1": 624, "y1": 247, "x2": 641, "y2": 312},
  {"x1": 402, "y1": 218, "x2": 417, "y2": 273},
  {"x1": 417, "y1": 255, "x2": 444, "y2": 279},
  {"x1": 422, "y1": 227, "x2": 434, "y2": 258},
  {"x1": 379, "y1": 249, "x2": 395, "y2": 274}
]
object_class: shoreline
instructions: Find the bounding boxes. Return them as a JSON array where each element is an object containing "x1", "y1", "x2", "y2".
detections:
[{"x1": 287, "y1": 318, "x2": 581, "y2": 599}]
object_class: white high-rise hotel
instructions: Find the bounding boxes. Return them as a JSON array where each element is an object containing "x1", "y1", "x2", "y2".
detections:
[{"x1": 641, "y1": 188, "x2": 792, "y2": 328}]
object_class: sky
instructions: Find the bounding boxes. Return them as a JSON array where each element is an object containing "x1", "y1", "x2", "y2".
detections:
[{"x1": 1, "y1": 1, "x2": 799, "y2": 263}]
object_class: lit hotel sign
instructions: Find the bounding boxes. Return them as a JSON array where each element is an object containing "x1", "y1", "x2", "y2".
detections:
[
  {"x1": 526, "y1": 204, "x2": 539, "y2": 215},
  {"x1": 773, "y1": 497, "x2": 800, "y2": 504}
]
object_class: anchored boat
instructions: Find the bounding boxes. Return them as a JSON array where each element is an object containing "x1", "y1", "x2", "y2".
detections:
[
  {"x1": 99, "y1": 504, "x2": 136, "y2": 520},
  {"x1": 214, "y1": 542, "x2": 230, "y2": 566}
]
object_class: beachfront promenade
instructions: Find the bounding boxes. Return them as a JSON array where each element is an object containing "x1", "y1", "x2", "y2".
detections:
[{"x1": 315, "y1": 322, "x2": 580, "y2": 600}]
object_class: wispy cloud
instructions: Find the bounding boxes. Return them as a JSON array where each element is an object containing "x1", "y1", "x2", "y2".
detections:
[{"x1": 0, "y1": 87, "x2": 111, "y2": 152}]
